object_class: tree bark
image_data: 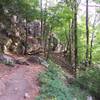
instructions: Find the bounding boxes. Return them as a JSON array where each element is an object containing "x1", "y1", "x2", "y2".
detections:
[
  {"x1": 89, "y1": 14, "x2": 97, "y2": 65},
  {"x1": 24, "y1": 19, "x2": 28, "y2": 55},
  {"x1": 74, "y1": 0, "x2": 78, "y2": 76},
  {"x1": 86, "y1": 0, "x2": 89, "y2": 66}
]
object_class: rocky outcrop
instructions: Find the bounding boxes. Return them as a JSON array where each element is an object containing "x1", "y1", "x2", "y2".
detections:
[{"x1": 27, "y1": 20, "x2": 41, "y2": 37}]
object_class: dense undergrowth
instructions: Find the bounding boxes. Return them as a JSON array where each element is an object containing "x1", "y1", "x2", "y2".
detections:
[
  {"x1": 76, "y1": 67, "x2": 100, "y2": 99},
  {"x1": 36, "y1": 60, "x2": 90, "y2": 100}
]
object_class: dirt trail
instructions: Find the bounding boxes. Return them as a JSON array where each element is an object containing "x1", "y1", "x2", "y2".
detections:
[
  {"x1": 51, "y1": 53, "x2": 75, "y2": 74},
  {"x1": 0, "y1": 55, "x2": 44, "y2": 100}
]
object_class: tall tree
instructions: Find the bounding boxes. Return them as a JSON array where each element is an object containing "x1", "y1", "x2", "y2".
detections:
[
  {"x1": 89, "y1": 14, "x2": 97, "y2": 65},
  {"x1": 74, "y1": 0, "x2": 78, "y2": 75},
  {"x1": 86, "y1": 0, "x2": 89, "y2": 66}
]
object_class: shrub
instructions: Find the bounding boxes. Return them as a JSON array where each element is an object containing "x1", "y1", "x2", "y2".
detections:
[
  {"x1": 36, "y1": 60, "x2": 73, "y2": 100},
  {"x1": 76, "y1": 67, "x2": 100, "y2": 99},
  {"x1": 36, "y1": 60, "x2": 89, "y2": 100}
]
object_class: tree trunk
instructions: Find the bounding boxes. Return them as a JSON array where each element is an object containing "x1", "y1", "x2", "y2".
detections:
[
  {"x1": 86, "y1": 0, "x2": 89, "y2": 66},
  {"x1": 89, "y1": 14, "x2": 97, "y2": 65},
  {"x1": 74, "y1": 0, "x2": 78, "y2": 76},
  {"x1": 24, "y1": 19, "x2": 28, "y2": 55},
  {"x1": 40, "y1": 0, "x2": 43, "y2": 43}
]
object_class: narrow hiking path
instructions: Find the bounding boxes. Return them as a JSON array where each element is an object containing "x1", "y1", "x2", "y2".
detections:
[
  {"x1": 51, "y1": 52, "x2": 75, "y2": 75},
  {"x1": 0, "y1": 54, "x2": 45, "y2": 100}
]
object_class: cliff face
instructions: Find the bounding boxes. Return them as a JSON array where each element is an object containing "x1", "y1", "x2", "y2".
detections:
[
  {"x1": 0, "y1": 32, "x2": 9, "y2": 54},
  {"x1": 0, "y1": 16, "x2": 42, "y2": 53}
]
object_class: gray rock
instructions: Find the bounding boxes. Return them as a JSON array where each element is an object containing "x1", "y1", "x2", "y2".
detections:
[
  {"x1": 0, "y1": 54, "x2": 15, "y2": 66},
  {"x1": 38, "y1": 57, "x2": 49, "y2": 67},
  {"x1": 87, "y1": 96, "x2": 93, "y2": 100},
  {"x1": 15, "y1": 60, "x2": 29, "y2": 65},
  {"x1": 27, "y1": 55, "x2": 41, "y2": 64},
  {"x1": 27, "y1": 55, "x2": 49, "y2": 67}
]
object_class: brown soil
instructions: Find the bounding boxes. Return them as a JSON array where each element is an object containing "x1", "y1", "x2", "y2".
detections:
[{"x1": 0, "y1": 54, "x2": 45, "y2": 100}]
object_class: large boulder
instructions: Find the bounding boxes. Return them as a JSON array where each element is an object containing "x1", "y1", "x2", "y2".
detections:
[
  {"x1": 27, "y1": 20, "x2": 41, "y2": 37},
  {"x1": 27, "y1": 55, "x2": 40, "y2": 64},
  {"x1": 27, "y1": 55, "x2": 49, "y2": 67},
  {"x1": 27, "y1": 37, "x2": 41, "y2": 53},
  {"x1": 0, "y1": 54, "x2": 15, "y2": 66}
]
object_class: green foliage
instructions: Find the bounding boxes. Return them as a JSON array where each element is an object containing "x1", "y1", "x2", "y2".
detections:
[
  {"x1": 68, "y1": 85, "x2": 89, "y2": 100},
  {"x1": 36, "y1": 60, "x2": 72, "y2": 100},
  {"x1": 77, "y1": 20, "x2": 86, "y2": 63},
  {"x1": 47, "y1": 3, "x2": 73, "y2": 29},
  {"x1": 46, "y1": 4, "x2": 73, "y2": 43},
  {"x1": 76, "y1": 67, "x2": 100, "y2": 98},
  {"x1": 93, "y1": 0, "x2": 100, "y2": 3},
  {"x1": 36, "y1": 60, "x2": 89, "y2": 100},
  {"x1": 77, "y1": 16, "x2": 100, "y2": 64},
  {"x1": 53, "y1": 26, "x2": 69, "y2": 43},
  {"x1": 92, "y1": 25, "x2": 100, "y2": 63},
  {"x1": 0, "y1": 0, "x2": 40, "y2": 21},
  {"x1": 44, "y1": 3, "x2": 73, "y2": 43},
  {"x1": 15, "y1": 0, "x2": 40, "y2": 20}
]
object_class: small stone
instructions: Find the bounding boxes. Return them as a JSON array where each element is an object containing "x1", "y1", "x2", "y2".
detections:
[
  {"x1": 74, "y1": 98, "x2": 77, "y2": 100},
  {"x1": 24, "y1": 93, "x2": 30, "y2": 99},
  {"x1": 0, "y1": 92, "x2": 2, "y2": 96},
  {"x1": 14, "y1": 87, "x2": 18, "y2": 91},
  {"x1": 87, "y1": 96, "x2": 93, "y2": 100}
]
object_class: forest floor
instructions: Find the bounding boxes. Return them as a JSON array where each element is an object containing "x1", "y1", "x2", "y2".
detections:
[
  {"x1": 0, "y1": 54, "x2": 45, "y2": 100},
  {"x1": 0, "y1": 53, "x2": 96, "y2": 100}
]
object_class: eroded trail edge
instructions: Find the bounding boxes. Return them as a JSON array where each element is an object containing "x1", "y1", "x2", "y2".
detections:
[{"x1": 0, "y1": 61, "x2": 44, "y2": 100}]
